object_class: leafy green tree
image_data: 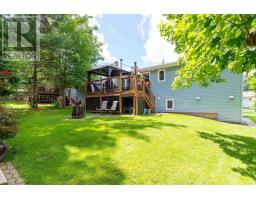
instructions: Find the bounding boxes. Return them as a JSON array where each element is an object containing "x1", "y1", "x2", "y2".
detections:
[
  {"x1": 247, "y1": 72, "x2": 256, "y2": 91},
  {"x1": 159, "y1": 14, "x2": 256, "y2": 89},
  {"x1": 40, "y1": 15, "x2": 102, "y2": 106},
  {"x1": 0, "y1": 15, "x2": 34, "y2": 101},
  {"x1": 0, "y1": 15, "x2": 101, "y2": 108}
]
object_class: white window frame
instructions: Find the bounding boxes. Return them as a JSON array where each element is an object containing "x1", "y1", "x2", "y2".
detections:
[
  {"x1": 141, "y1": 72, "x2": 150, "y2": 81},
  {"x1": 158, "y1": 69, "x2": 165, "y2": 82},
  {"x1": 166, "y1": 99, "x2": 174, "y2": 111}
]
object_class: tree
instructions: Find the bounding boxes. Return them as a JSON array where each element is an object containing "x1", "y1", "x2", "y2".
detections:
[
  {"x1": 40, "y1": 15, "x2": 102, "y2": 106},
  {"x1": 247, "y1": 72, "x2": 256, "y2": 92},
  {"x1": 159, "y1": 14, "x2": 256, "y2": 89},
  {"x1": 0, "y1": 15, "x2": 36, "y2": 105},
  {"x1": 0, "y1": 15, "x2": 102, "y2": 107}
]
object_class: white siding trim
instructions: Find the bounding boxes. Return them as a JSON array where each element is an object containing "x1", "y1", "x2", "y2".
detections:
[
  {"x1": 158, "y1": 69, "x2": 165, "y2": 82},
  {"x1": 166, "y1": 99, "x2": 174, "y2": 111}
]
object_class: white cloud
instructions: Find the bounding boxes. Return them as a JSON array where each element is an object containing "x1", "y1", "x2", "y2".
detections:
[
  {"x1": 89, "y1": 16, "x2": 117, "y2": 64},
  {"x1": 139, "y1": 14, "x2": 179, "y2": 67},
  {"x1": 137, "y1": 15, "x2": 150, "y2": 38}
]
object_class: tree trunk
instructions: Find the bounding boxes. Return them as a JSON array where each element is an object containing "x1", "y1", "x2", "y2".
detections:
[
  {"x1": 32, "y1": 61, "x2": 38, "y2": 109},
  {"x1": 68, "y1": 88, "x2": 71, "y2": 106}
]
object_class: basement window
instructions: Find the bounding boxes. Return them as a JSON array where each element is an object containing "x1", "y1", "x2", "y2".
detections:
[{"x1": 166, "y1": 99, "x2": 174, "y2": 110}]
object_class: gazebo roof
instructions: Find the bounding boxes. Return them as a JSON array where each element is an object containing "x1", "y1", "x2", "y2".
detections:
[{"x1": 87, "y1": 65, "x2": 131, "y2": 78}]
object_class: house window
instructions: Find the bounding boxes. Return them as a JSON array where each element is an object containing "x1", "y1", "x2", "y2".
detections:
[
  {"x1": 166, "y1": 99, "x2": 174, "y2": 110},
  {"x1": 158, "y1": 69, "x2": 165, "y2": 82}
]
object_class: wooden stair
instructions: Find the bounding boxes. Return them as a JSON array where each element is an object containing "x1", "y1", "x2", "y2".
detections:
[{"x1": 142, "y1": 81, "x2": 155, "y2": 113}]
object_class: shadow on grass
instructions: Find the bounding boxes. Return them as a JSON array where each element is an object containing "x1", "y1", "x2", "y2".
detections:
[
  {"x1": 6, "y1": 111, "x2": 187, "y2": 184},
  {"x1": 198, "y1": 131, "x2": 256, "y2": 181}
]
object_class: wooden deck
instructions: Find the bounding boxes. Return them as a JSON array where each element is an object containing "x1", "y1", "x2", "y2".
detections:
[{"x1": 85, "y1": 74, "x2": 155, "y2": 114}]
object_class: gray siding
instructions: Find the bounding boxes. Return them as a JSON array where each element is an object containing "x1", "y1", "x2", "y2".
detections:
[{"x1": 148, "y1": 67, "x2": 242, "y2": 122}]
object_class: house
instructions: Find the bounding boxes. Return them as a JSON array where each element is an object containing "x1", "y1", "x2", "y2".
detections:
[
  {"x1": 84, "y1": 62, "x2": 242, "y2": 122},
  {"x1": 243, "y1": 91, "x2": 255, "y2": 108},
  {"x1": 139, "y1": 62, "x2": 243, "y2": 122}
]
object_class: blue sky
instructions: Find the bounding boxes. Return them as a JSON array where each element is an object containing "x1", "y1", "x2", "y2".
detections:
[{"x1": 92, "y1": 14, "x2": 178, "y2": 69}]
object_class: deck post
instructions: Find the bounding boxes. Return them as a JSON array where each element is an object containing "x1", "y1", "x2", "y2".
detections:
[
  {"x1": 100, "y1": 96, "x2": 102, "y2": 111},
  {"x1": 133, "y1": 62, "x2": 139, "y2": 115},
  {"x1": 100, "y1": 78, "x2": 103, "y2": 93},
  {"x1": 119, "y1": 73, "x2": 122, "y2": 114},
  {"x1": 135, "y1": 76, "x2": 139, "y2": 115},
  {"x1": 135, "y1": 96, "x2": 139, "y2": 114},
  {"x1": 132, "y1": 66, "x2": 136, "y2": 114},
  {"x1": 84, "y1": 81, "x2": 87, "y2": 111},
  {"x1": 133, "y1": 96, "x2": 136, "y2": 115}
]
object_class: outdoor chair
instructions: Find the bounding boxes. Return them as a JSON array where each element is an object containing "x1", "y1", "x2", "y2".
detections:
[
  {"x1": 90, "y1": 83, "x2": 100, "y2": 93},
  {"x1": 94, "y1": 83, "x2": 101, "y2": 92},
  {"x1": 105, "y1": 101, "x2": 118, "y2": 113},
  {"x1": 90, "y1": 83, "x2": 95, "y2": 93},
  {"x1": 123, "y1": 105, "x2": 132, "y2": 114},
  {"x1": 96, "y1": 101, "x2": 108, "y2": 113}
]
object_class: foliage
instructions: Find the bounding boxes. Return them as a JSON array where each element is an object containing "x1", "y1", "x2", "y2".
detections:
[
  {"x1": 53, "y1": 100, "x2": 61, "y2": 108},
  {"x1": 244, "y1": 109, "x2": 256, "y2": 122},
  {"x1": 159, "y1": 14, "x2": 256, "y2": 89},
  {"x1": 0, "y1": 15, "x2": 31, "y2": 97},
  {"x1": 0, "y1": 105, "x2": 19, "y2": 142},
  {"x1": 247, "y1": 71, "x2": 256, "y2": 92},
  {"x1": 28, "y1": 100, "x2": 34, "y2": 109},
  {"x1": 5, "y1": 103, "x2": 256, "y2": 184},
  {"x1": 0, "y1": 15, "x2": 102, "y2": 108},
  {"x1": 39, "y1": 15, "x2": 102, "y2": 96}
]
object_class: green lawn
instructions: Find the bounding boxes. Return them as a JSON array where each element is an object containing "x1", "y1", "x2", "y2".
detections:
[
  {"x1": 244, "y1": 109, "x2": 256, "y2": 123},
  {"x1": 3, "y1": 103, "x2": 256, "y2": 184}
]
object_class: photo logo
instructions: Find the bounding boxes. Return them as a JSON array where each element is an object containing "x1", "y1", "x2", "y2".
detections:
[{"x1": 1, "y1": 15, "x2": 40, "y2": 61}]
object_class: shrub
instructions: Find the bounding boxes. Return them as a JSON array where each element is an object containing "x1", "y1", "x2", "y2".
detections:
[
  {"x1": 54, "y1": 100, "x2": 61, "y2": 108},
  {"x1": 252, "y1": 98, "x2": 256, "y2": 111},
  {"x1": 28, "y1": 100, "x2": 33, "y2": 108},
  {"x1": 0, "y1": 105, "x2": 19, "y2": 142}
]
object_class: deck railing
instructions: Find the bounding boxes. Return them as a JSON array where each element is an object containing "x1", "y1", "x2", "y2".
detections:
[
  {"x1": 86, "y1": 75, "x2": 138, "y2": 95},
  {"x1": 85, "y1": 75, "x2": 155, "y2": 112}
]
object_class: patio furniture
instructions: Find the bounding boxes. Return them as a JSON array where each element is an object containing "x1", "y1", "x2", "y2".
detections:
[
  {"x1": 96, "y1": 101, "x2": 108, "y2": 112},
  {"x1": 105, "y1": 101, "x2": 118, "y2": 113},
  {"x1": 123, "y1": 105, "x2": 132, "y2": 114}
]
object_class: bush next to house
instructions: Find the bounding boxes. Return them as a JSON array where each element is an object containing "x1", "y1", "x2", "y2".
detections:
[
  {"x1": 0, "y1": 105, "x2": 19, "y2": 160},
  {"x1": 0, "y1": 105, "x2": 19, "y2": 140}
]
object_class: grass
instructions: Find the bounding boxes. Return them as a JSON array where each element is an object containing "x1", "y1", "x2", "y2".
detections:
[
  {"x1": 3, "y1": 102, "x2": 256, "y2": 184},
  {"x1": 243, "y1": 109, "x2": 256, "y2": 123}
]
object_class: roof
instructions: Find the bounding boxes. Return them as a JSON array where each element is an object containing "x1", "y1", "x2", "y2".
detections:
[
  {"x1": 87, "y1": 65, "x2": 131, "y2": 77},
  {"x1": 139, "y1": 62, "x2": 177, "y2": 73}
]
